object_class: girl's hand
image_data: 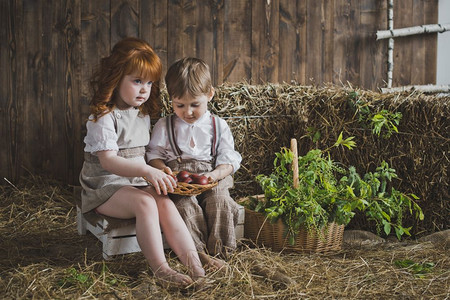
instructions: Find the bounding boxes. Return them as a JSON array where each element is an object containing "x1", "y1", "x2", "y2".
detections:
[
  {"x1": 144, "y1": 167, "x2": 177, "y2": 195},
  {"x1": 162, "y1": 166, "x2": 173, "y2": 175}
]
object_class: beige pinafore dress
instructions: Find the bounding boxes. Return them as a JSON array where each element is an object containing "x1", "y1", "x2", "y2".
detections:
[{"x1": 79, "y1": 108, "x2": 150, "y2": 213}]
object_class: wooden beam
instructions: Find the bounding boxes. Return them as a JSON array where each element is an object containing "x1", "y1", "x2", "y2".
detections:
[
  {"x1": 377, "y1": 23, "x2": 450, "y2": 40},
  {"x1": 381, "y1": 84, "x2": 450, "y2": 94},
  {"x1": 387, "y1": 0, "x2": 394, "y2": 88}
]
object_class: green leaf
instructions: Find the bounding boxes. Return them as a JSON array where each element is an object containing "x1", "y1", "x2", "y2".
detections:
[
  {"x1": 313, "y1": 131, "x2": 321, "y2": 143},
  {"x1": 380, "y1": 210, "x2": 391, "y2": 222},
  {"x1": 401, "y1": 226, "x2": 411, "y2": 236},
  {"x1": 332, "y1": 132, "x2": 356, "y2": 150},
  {"x1": 394, "y1": 259, "x2": 435, "y2": 277},
  {"x1": 288, "y1": 235, "x2": 295, "y2": 246},
  {"x1": 418, "y1": 209, "x2": 424, "y2": 221},
  {"x1": 391, "y1": 124, "x2": 398, "y2": 133},
  {"x1": 382, "y1": 220, "x2": 391, "y2": 235},
  {"x1": 307, "y1": 127, "x2": 321, "y2": 143},
  {"x1": 394, "y1": 226, "x2": 404, "y2": 240},
  {"x1": 335, "y1": 132, "x2": 343, "y2": 146},
  {"x1": 348, "y1": 91, "x2": 359, "y2": 100},
  {"x1": 394, "y1": 259, "x2": 415, "y2": 268}
]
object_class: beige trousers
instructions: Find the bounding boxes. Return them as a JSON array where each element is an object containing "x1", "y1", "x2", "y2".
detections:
[{"x1": 167, "y1": 159, "x2": 239, "y2": 256}]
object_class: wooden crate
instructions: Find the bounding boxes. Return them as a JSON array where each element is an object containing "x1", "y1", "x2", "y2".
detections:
[{"x1": 75, "y1": 187, "x2": 245, "y2": 259}]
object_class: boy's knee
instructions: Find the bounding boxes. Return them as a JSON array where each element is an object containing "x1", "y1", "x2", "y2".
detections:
[
  {"x1": 172, "y1": 197, "x2": 204, "y2": 219},
  {"x1": 172, "y1": 196, "x2": 198, "y2": 209},
  {"x1": 205, "y1": 195, "x2": 236, "y2": 208}
]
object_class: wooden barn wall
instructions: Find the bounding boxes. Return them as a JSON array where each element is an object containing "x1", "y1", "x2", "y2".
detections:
[{"x1": 0, "y1": 0, "x2": 438, "y2": 186}]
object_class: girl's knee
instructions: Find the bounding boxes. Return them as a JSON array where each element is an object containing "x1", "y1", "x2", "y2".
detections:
[
  {"x1": 134, "y1": 193, "x2": 158, "y2": 213},
  {"x1": 156, "y1": 196, "x2": 178, "y2": 212}
]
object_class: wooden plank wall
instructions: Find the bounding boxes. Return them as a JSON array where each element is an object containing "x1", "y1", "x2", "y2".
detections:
[{"x1": 0, "y1": 0, "x2": 438, "y2": 186}]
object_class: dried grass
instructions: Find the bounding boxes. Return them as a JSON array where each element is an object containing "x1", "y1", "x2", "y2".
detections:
[
  {"x1": 2, "y1": 83, "x2": 448, "y2": 298},
  {"x1": 1, "y1": 176, "x2": 448, "y2": 299}
]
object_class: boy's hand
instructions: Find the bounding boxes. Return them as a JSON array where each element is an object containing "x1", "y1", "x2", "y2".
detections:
[
  {"x1": 204, "y1": 164, "x2": 233, "y2": 182},
  {"x1": 203, "y1": 172, "x2": 216, "y2": 183}
]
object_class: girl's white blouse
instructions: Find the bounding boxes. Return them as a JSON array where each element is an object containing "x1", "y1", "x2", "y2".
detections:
[
  {"x1": 83, "y1": 111, "x2": 151, "y2": 153},
  {"x1": 146, "y1": 111, "x2": 242, "y2": 173}
]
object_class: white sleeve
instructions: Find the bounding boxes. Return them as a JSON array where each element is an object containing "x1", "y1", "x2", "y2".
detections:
[
  {"x1": 83, "y1": 114, "x2": 119, "y2": 153},
  {"x1": 146, "y1": 118, "x2": 169, "y2": 162},
  {"x1": 215, "y1": 118, "x2": 242, "y2": 173}
]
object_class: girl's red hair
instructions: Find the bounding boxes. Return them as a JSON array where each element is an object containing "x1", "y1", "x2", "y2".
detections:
[{"x1": 89, "y1": 37, "x2": 162, "y2": 121}]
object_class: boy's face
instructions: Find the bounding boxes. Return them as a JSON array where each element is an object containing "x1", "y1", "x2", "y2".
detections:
[{"x1": 172, "y1": 88, "x2": 214, "y2": 124}]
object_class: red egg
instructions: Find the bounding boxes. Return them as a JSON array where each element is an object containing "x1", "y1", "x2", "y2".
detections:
[
  {"x1": 190, "y1": 173, "x2": 201, "y2": 181},
  {"x1": 182, "y1": 176, "x2": 193, "y2": 184},
  {"x1": 177, "y1": 170, "x2": 190, "y2": 181},
  {"x1": 195, "y1": 175, "x2": 209, "y2": 185}
]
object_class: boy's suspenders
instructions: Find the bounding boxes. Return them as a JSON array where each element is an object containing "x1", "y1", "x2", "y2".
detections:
[
  {"x1": 166, "y1": 115, "x2": 182, "y2": 162},
  {"x1": 210, "y1": 115, "x2": 220, "y2": 158},
  {"x1": 166, "y1": 114, "x2": 221, "y2": 163}
]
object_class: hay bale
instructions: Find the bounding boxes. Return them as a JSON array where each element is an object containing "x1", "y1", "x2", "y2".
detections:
[{"x1": 161, "y1": 83, "x2": 449, "y2": 235}]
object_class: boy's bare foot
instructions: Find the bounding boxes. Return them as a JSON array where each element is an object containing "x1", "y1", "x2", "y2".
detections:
[
  {"x1": 190, "y1": 264, "x2": 206, "y2": 278},
  {"x1": 190, "y1": 275, "x2": 215, "y2": 291},
  {"x1": 198, "y1": 252, "x2": 226, "y2": 271},
  {"x1": 154, "y1": 267, "x2": 193, "y2": 289}
]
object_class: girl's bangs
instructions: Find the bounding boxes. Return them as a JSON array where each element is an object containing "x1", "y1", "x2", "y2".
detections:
[{"x1": 125, "y1": 54, "x2": 161, "y2": 80}]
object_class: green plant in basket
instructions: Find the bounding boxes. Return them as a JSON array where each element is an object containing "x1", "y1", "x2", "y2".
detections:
[{"x1": 251, "y1": 134, "x2": 423, "y2": 245}]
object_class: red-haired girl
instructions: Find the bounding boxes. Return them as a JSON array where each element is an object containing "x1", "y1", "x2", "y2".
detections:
[{"x1": 79, "y1": 37, "x2": 205, "y2": 288}]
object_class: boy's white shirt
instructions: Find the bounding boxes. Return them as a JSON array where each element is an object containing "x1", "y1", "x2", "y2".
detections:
[{"x1": 146, "y1": 110, "x2": 242, "y2": 173}]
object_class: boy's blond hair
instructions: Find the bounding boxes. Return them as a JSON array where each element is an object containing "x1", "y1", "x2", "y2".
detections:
[{"x1": 165, "y1": 57, "x2": 212, "y2": 99}]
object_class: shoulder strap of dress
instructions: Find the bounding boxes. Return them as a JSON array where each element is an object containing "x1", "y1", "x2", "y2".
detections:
[
  {"x1": 111, "y1": 109, "x2": 118, "y2": 133},
  {"x1": 166, "y1": 115, "x2": 182, "y2": 163}
]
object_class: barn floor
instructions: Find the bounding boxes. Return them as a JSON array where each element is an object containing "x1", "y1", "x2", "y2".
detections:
[{"x1": 0, "y1": 176, "x2": 448, "y2": 299}]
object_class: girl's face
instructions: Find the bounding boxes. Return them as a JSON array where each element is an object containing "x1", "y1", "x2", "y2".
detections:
[
  {"x1": 172, "y1": 88, "x2": 214, "y2": 124},
  {"x1": 115, "y1": 73, "x2": 153, "y2": 109}
]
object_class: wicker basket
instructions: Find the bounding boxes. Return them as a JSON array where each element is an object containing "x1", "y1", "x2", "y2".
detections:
[
  {"x1": 143, "y1": 173, "x2": 218, "y2": 196},
  {"x1": 244, "y1": 207, "x2": 344, "y2": 252},
  {"x1": 171, "y1": 171, "x2": 218, "y2": 196},
  {"x1": 242, "y1": 138, "x2": 344, "y2": 252},
  {"x1": 171, "y1": 180, "x2": 218, "y2": 196}
]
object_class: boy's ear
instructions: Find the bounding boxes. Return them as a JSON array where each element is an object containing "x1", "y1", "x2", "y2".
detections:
[{"x1": 208, "y1": 87, "x2": 215, "y2": 101}]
